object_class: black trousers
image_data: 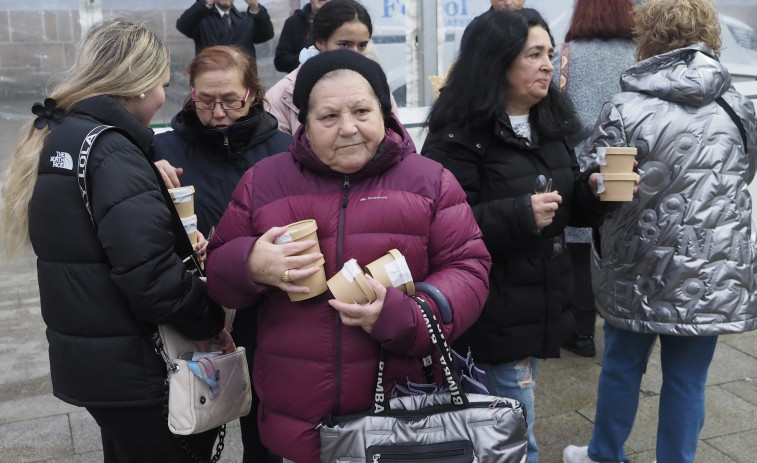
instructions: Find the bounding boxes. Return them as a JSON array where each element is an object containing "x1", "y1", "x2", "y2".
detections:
[
  {"x1": 567, "y1": 242, "x2": 597, "y2": 336},
  {"x1": 87, "y1": 405, "x2": 220, "y2": 463}
]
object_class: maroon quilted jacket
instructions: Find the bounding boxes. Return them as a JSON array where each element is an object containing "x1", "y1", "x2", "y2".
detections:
[{"x1": 206, "y1": 115, "x2": 491, "y2": 463}]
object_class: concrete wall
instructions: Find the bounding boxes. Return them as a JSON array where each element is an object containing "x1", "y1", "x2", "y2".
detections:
[{"x1": 0, "y1": 5, "x2": 290, "y2": 125}]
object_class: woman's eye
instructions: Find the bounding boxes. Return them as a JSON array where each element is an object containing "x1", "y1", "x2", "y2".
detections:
[{"x1": 359, "y1": 44, "x2": 367, "y2": 50}]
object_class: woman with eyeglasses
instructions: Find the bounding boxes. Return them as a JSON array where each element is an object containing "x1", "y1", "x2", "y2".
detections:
[{"x1": 152, "y1": 45, "x2": 291, "y2": 463}]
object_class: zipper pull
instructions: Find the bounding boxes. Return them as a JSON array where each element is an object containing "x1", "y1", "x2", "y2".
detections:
[
  {"x1": 223, "y1": 134, "x2": 230, "y2": 155},
  {"x1": 341, "y1": 176, "x2": 350, "y2": 208},
  {"x1": 372, "y1": 454, "x2": 381, "y2": 463}
]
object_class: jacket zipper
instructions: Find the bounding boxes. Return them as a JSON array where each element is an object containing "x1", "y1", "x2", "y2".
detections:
[
  {"x1": 223, "y1": 134, "x2": 231, "y2": 157},
  {"x1": 333, "y1": 175, "x2": 350, "y2": 414}
]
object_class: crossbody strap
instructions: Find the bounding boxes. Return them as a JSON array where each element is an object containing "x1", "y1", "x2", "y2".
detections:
[
  {"x1": 716, "y1": 96, "x2": 749, "y2": 155},
  {"x1": 75, "y1": 125, "x2": 202, "y2": 276}
]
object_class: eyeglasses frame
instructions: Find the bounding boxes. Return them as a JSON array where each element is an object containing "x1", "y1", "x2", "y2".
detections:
[{"x1": 191, "y1": 88, "x2": 251, "y2": 111}]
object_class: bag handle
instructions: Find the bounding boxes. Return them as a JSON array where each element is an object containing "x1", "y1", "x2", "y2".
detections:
[{"x1": 372, "y1": 296, "x2": 468, "y2": 414}]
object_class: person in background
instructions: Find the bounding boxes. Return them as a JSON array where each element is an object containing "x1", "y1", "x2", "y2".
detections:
[
  {"x1": 563, "y1": 0, "x2": 757, "y2": 462},
  {"x1": 0, "y1": 19, "x2": 234, "y2": 462},
  {"x1": 274, "y1": 0, "x2": 333, "y2": 73},
  {"x1": 460, "y1": 0, "x2": 526, "y2": 50},
  {"x1": 551, "y1": 0, "x2": 637, "y2": 358},
  {"x1": 152, "y1": 45, "x2": 291, "y2": 463},
  {"x1": 206, "y1": 49, "x2": 491, "y2": 463},
  {"x1": 177, "y1": 0, "x2": 274, "y2": 66},
  {"x1": 422, "y1": 9, "x2": 622, "y2": 463},
  {"x1": 265, "y1": 0, "x2": 398, "y2": 135}
]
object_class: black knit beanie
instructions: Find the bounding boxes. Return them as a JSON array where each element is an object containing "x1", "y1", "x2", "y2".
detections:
[{"x1": 293, "y1": 49, "x2": 392, "y2": 124}]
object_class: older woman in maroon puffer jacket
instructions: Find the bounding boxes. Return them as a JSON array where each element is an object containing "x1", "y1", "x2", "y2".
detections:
[{"x1": 205, "y1": 49, "x2": 491, "y2": 463}]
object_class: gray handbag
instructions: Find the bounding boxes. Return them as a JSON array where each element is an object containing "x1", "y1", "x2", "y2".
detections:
[{"x1": 318, "y1": 296, "x2": 527, "y2": 463}]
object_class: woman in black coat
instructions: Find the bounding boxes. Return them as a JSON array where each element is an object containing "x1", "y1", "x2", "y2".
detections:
[
  {"x1": 152, "y1": 45, "x2": 291, "y2": 463},
  {"x1": 1, "y1": 20, "x2": 234, "y2": 462},
  {"x1": 421, "y1": 9, "x2": 620, "y2": 463}
]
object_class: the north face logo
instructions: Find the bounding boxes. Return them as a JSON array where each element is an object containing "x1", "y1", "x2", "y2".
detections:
[{"x1": 50, "y1": 151, "x2": 73, "y2": 170}]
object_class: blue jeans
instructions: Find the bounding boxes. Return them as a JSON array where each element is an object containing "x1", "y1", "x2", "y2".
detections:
[
  {"x1": 479, "y1": 358, "x2": 539, "y2": 463},
  {"x1": 588, "y1": 322, "x2": 718, "y2": 463}
]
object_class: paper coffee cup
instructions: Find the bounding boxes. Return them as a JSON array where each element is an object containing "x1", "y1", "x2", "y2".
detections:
[
  {"x1": 598, "y1": 147, "x2": 637, "y2": 174},
  {"x1": 181, "y1": 214, "x2": 198, "y2": 245},
  {"x1": 168, "y1": 186, "x2": 195, "y2": 218},
  {"x1": 327, "y1": 259, "x2": 377, "y2": 304},
  {"x1": 364, "y1": 249, "x2": 415, "y2": 295},
  {"x1": 275, "y1": 219, "x2": 328, "y2": 301},
  {"x1": 599, "y1": 173, "x2": 637, "y2": 201}
]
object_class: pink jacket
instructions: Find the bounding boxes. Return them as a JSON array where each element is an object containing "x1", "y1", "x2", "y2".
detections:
[
  {"x1": 206, "y1": 116, "x2": 491, "y2": 462},
  {"x1": 264, "y1": 66, "x2": 300, "y2": 135},
  {"x1": 264, "y1": 63, "x2": 400, "y2": 135}
]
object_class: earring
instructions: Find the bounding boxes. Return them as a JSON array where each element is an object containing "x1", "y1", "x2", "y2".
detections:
[{"x1": 139, "y1": 93, "x2": 145, "y2": 99}]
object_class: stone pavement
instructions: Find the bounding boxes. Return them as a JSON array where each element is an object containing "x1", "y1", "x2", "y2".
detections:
[{"x1": 1, "y1": 246, "x2": 757, "y2": 462}]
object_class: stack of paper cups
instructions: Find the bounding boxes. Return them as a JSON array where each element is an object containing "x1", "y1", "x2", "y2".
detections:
[
  {"x1": 181, "y1": 215, "x2": 198, "y2": 246},
  {"x1": 168, "y1": 186, "x2": 197, "y2": 243},
  {"x1": 597, "y1": 147, "x2": 637, "y2": 202}
]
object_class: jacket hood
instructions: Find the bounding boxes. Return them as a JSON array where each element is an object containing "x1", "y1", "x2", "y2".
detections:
[
  {"x1": 620, "y1": 43, "x2": 731, "y2": 107},
  {"x1": 170, "y1": 104, "x2": 281, "y2": 156},
  {"x1": 289, "y1": 113, "x2": 416, "y2": 178}
]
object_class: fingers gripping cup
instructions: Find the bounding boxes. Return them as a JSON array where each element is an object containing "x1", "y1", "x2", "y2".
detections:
[
  {"x1": 327, "y1": 259, "x2": 377, "y2": 304},
  {"x1": 168, "y1": 186, "x2": 195, "y2": 218},
  {"x1": 181, "y1": 215, "x2": 199, "y2": 246},
  {"x1": 364, "y1": 249, "x2": 415, "y2": 295},
  {"x1": 274, "y1": 219, "x2": 328, "y2": 301}
]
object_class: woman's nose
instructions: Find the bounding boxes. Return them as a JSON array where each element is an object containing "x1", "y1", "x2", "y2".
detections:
[
  {"x1": 338, "y1": 116, "x2": 359, "y2": 134},
  {"x1": 212, "y1": 104, "x2": 226, "y2": 118}
]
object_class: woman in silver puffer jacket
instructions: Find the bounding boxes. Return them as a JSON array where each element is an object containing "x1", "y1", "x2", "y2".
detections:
[{"x1": 563, "y1": 1, "x2": 757, "y2": 462}]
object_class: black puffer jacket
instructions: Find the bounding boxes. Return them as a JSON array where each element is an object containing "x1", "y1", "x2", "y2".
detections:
[
  {"x1": 422, "y1": 115, "x2": 606, "y2": 363},
  {"x1": 152, "y1": 106, "x2": 292, "y2": 236},
  {"x1": 176, "y1": 0, "x2": 274, "y2": 60},
  {"x1": 29, "y1": 96, "x2": 225, "y2": 407},
  {"x1": 274, "y1": 3, "x2": 312, "y2": 73}
]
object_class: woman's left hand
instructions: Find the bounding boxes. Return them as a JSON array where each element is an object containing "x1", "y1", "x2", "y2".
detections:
[
  {"x1": 328, "y1": 274, "x2": 386, "y2": 334},
  {"x1": 195, "y1": 230, "x2": 208, "y2": 264},
  {"x1": 195, "y1": 328, "x2": 236, "y2": 355}
]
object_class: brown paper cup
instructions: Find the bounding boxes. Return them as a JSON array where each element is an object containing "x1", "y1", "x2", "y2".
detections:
[
  {"x1": 180, "y1": 214, "x2": 198, "y2": 246},
  {"x1": 327, "y1": 259, "x2": 377, "y2": 304},
  {"x1": 168, "y1": 185, "x2": 195, "y2": 218},
  {"x1": 600, "y1": 147, "x2": 637, "y2": 174},
  {"x1": 364, "y1": 248, "x2": 415, "y2": 295},
  {"x1": 274, "y1": 219, "x2": 328, "y2": 301},
  {"x1": 600, "y1": 173, "x2": 637, "y2": 201}
]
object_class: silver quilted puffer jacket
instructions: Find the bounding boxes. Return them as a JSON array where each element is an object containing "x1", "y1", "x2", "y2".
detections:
[{"x1": 578, "y1": 43, "x2": 757, "y2": 336}]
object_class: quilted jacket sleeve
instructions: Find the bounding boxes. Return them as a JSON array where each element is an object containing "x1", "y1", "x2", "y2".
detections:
[
  {"x1": 89, "y1": 132, "x2": 224, "y2": 340},
  {"x1": 370, "y1": 168, "x2": 491, "y2": 355},
  {"x1": 206, "y1": 166, "x2": 269, "y2": 309}
]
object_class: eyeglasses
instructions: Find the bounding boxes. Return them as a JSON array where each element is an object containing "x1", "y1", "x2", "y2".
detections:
[{"x1": 191, "y1": 88, "x2": 250, "y2": 111}]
